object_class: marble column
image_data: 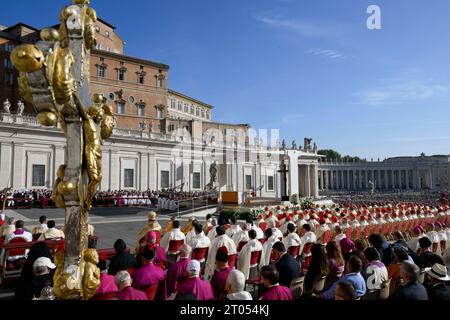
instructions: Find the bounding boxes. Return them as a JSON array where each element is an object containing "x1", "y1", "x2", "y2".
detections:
[
  {"x1": 329, "y1": 170, "x2": 333, "y2": 190},
  {"x1": 383, "y1": 170, "x2": 388, "y2": 189},
  {"x1": 311, "y1": 165, "x2": 318, "y2": 198},
  {"x1": 305, "y1": 165, "x2": 311, "y2": 197},
  {"x1": 428, "y1": 168, "x2": 433, "y2": 189},
  {"x1": 359, "y1": 170, "x2": 363, "y2": 190}
]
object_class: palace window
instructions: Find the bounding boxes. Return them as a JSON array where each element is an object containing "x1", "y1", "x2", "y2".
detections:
[
  {"x1": 32, "y1": 165, "x2": 45, "y2": 187},
  {"x1": 178, "y1": 101, "x2": 182, "y2": 111},
  {"x1": 193, "y1": 172, "x2": 201, "y2": 189},
  {"x1": 190, "y1": 106, "x2": 194, "y2": 114},
  {"x1": 161, "y1": 171, "x2": 170, "y2": 189},
  {"x1": 138, "y1": 105, "x2": 145, "y2": 117},
  {"x1": 170, "y1": 99, "x2": 176, "y2": 109},
  {"x1": 95, "y1": 26, "x2": 100, "y2": 33},
  {"x1": 105, "y1": 31, "x2": 110, "y2": 38},
  {"x1": 137, "y1": 73, "x2": 144, "y2": 84},
  {"x1": 128, "y1": 96, "x2": 135, "y2": 104},
  {"x1": 156, "y1": 76, "x2": 164, "y2": 88},
  {"x1": 184, "y1": 104, "x2": 189, "y2": 113},
  {"x1": 4, "y1": 73, "x2": 13, "y2": 85},
  {"x1": 118, "y1": 69, "x2": 125, "y2": 81},
  {"x1": 4, "y1": 58, "x2": 12, "y2": 69},
  {"x1": 245, "y1": 175, "x2": 252, "y2": 190},
  {"x1": 201, "y1": 109, "x2": 205, "y2": 118},
  {"x1": 168, "y1": 124, "x2": 175, "y2": 131},
  {"x1": 5, "y1": 43, "x2": 15, "y2": 52},
  {"x1": 156, "y1": 107, "x2": 164, "y2": 119},
  {"x1": 206, "y1": 111, "x2": 210, "y2": 120},
  {"x1": 196, "y1": 108, "x2": 200, "y2": 116},
  {"x1": 98, "y1": 66, "x2": 106, "y2": 78},
  {"x1": 109, "y1": 93, "x2": 115, "y2": 101},
  {"x1": 124, "y1": 169, "x2": 134, "y2": 188},
  {"x1": 268, "y1": 176, "x2": 274, "y2": 191},
  {"x1": 117, "y1": 102, "x2": 125, "y2": 114}
]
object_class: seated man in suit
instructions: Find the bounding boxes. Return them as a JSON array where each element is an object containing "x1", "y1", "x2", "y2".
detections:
[{"x1": 271, "y1": 241, "x2": 301, "y2": 288}]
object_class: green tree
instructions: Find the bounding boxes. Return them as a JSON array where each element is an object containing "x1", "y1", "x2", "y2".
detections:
[
  {"x1": 318, "y1": 149, "x2": 342, "y2": 160},
  {"x1": 342, "y1": 155, "x2": 363, "y2": 162}
]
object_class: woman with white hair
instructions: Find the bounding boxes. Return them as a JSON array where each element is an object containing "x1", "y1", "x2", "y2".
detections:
[{"x1": 225, "y1": 269, "x2": 253, "y2": 300}]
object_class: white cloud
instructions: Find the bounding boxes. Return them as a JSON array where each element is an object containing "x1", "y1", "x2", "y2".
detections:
[
  {"x1": 309, "y1": 49, "x2": 345, "y2": 60},
  {"x1": 354, "y1": 76, "x2": 450, "y2": 106},
  {"x1": 253, "y1": 14, "x2": 336, "y2": 38}
]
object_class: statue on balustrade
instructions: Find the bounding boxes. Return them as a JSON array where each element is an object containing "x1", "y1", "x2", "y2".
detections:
[
  {"x1": 17, "y1": 100, "x2": 25, "y2": 116},
  {"x1": 292, "y1": 140, "x2": 297, "y2": 150},
  {"x1": 2, "y1": 99, "x2": 11, "y2": 114},
  {"x1": 139, "y1": 119, "x2": 147, "y2": 131},
  {"x1": 304, "y1": 138, "x2": 313, "y2": 151}
]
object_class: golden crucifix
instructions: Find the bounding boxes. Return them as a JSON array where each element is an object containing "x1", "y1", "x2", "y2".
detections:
[{"x1": 11, "y1": 0, "x2": 114, "y2": 300}]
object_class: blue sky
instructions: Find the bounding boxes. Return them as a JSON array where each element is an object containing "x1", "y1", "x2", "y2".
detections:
[{"x1": 2, "y1": 0, "x2": 450, "y2": 159}]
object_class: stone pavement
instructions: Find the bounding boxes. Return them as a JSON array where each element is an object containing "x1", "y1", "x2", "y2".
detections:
[{"x1": 5, "y1": 206, "x2": 217, "y2": 250}]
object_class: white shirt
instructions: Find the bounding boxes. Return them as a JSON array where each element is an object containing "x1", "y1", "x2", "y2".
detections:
[
  {"x1": 300, "y1": 231, "x2": 317, "y2": 253},
  {"x1": 259, "y1": 235, "x2": 278, "y2": 268},
  {"x1": 438, "y1": 230, "x2": 447, "y2": 242},
  {"x1": 238, "y1": 239, "x2": 263, "y2": 279},
  {"x1": 204, "y1": 234, "x2": 237, "y2": 280},
  {"x1": 227, "y1": 291, "x2": 253, "y2": 300},
  {"x1": 188, "y1": 232, "x2": 211, "y2": 250},
  {"x1": 315, "y1": 224, "x2": 330, "y2": 240},
  {"x1": 226, "y1": 225, "x2": 242, "y2": 239},
  {"x1": 159, "y1": 228, "x2": 186, "y2": 252},
  {"x1": 427, "y1": 231, "x2": 440, "y2": 244},
  {"x1": 250, "y1": 225, "x2": 264, "y2": 240},
  {"x1": 280, "y1": 221, "x2": 295, "y2": 235},
  {"x1": 272, "y1": 228, "x2": 283, "y2": 240},
  {"x1": 185, "y1": 228, "x2": 197, "y2": 245},
  {"x1": 296, "y1": 219, "x2": 307, "y2": 229},
  {"x1": 5, "y1": 229, "x2": 32, "y2": 243},
  {"x1": 232, "y1": 230, "x2": 249, "y2": 247},
  {"x1": 207, "y1": 227, "x2": 218, "y2": 242},
  {"x1": 5, "y1": 229, "x2": 32, "y2": 261},
  {"x1": 283, "y1": 232, "x2": 301, "y2": 249}
]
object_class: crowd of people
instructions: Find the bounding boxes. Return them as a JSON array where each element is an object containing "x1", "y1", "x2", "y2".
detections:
[
  {"x1": 93, "y1": 189, "x2": 217, "y2": 211},
  {"x1": 0, "y1": 188, "x2": 217, "y2": 212},
  {"x1": 6, "y1": 200, "x2": 450, "y2": 301}
]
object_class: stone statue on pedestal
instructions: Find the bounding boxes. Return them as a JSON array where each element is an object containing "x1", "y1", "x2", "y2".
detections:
[
  {"x1": 17, "y1": 100, "x2": 25, "y2": 116},
  {"x1": 304, "y1": 138, "x2": 313, "y2": 151},
  {"x1": 139, "y1": 119, "x2": 147, "y2": 131},
  {"x1": 3, "y1": 99, "x2": 11, "y2": 114},
  {"x1": 368, "y1": 180, "x2": 376, "y2": 195},
  {"x1": 292, "y1": 140, "x2": 297, "y2": 150},
  {"x1": 206, "y1": 161, "x2": 218, "y2": 190},
  {"x1": 281, "y1": 139, "x2": 286, "y2": 150}
]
